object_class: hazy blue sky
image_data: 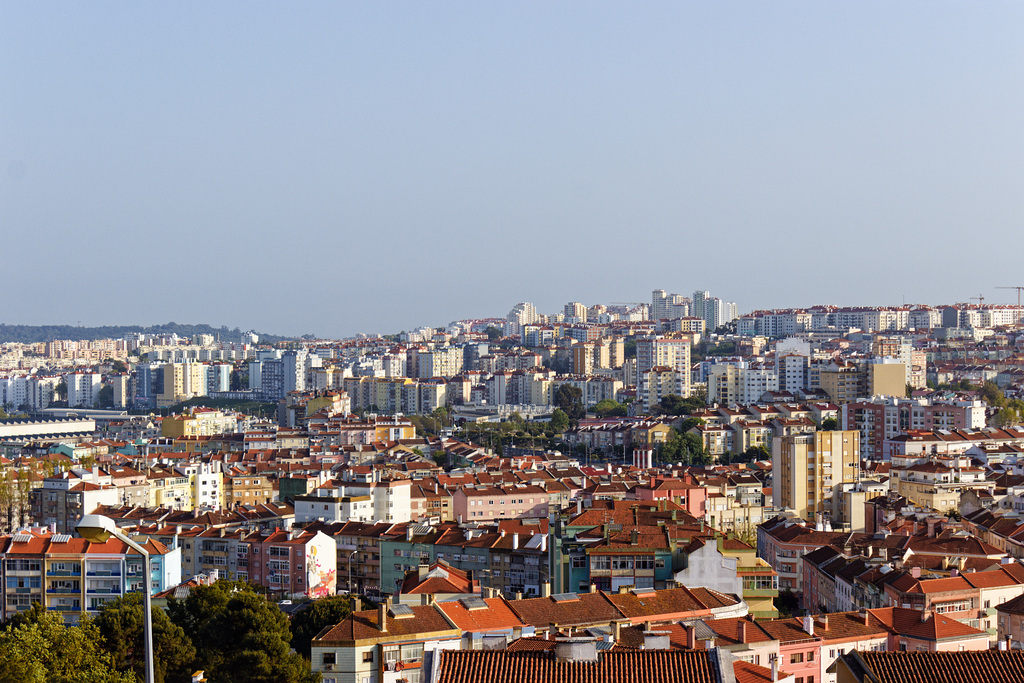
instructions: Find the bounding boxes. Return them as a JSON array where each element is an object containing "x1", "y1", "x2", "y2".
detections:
[{"x1": 3, "y1": 3, "x2": 1023, "y2": 338}]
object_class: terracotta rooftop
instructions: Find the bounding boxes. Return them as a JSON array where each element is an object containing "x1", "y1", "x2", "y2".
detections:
[
  {"x1": 509, "y1": 592, "x2": 622, "y2": 629},
  {"x1": 837, "y1": 650, "x2": 1024, "y2": 683},
  {"x1": 436, "y1": 597, "x2": 526, "y2": 633},
  {"x1": 335, "y1": 597, "x2": 459, "y2": 638},
  {"x1": 436, "y1": 649, "x2": 720, "y2": 683}
]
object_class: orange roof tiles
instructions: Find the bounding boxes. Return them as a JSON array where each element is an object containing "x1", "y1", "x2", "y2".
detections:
[
  {"x1": 437, "y1": 597, "x2": 526, "y2": 632},
  {"x1": 850, "y1": 650, "x2": 1024, "y2": 683},
  {"x1": 437, "y1": 649, "x2": 719, "y2": 683}
]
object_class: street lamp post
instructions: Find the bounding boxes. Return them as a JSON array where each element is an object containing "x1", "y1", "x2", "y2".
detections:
[
  {"x1": 77, "y1": 514, "x2": 154, "y2": 683},
  {"x1": 348, "y1": 549, "x2": 358, "y2": 595}
]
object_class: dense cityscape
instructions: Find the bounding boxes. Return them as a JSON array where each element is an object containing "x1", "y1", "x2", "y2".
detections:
[{"x1": 3, "y1": 289, "x2": 1024, "y2": 681}]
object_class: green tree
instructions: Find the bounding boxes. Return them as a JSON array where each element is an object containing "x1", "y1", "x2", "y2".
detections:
[
  {"x1": 548, "y1": 408, "x2": 572, "y2": 433},
  {"x1": 736, "y1": 445, "x2": 770, "y2": 463},
  {"x1": 290, "y1": 595, "x2": 351, "y2": 658},
  {"x1": 977, "y1": 380, "x2": 1005, "y2": 407},
  {"x1": 656, "y1": 392, "x2": 708, "y2": 416},
  {"x1": 2, "y1": 600, "x2": 46, "y2": 629},
  {"x1": 593, "y1": 399, "x2": 627, "y2": 418},
  {"x1": 94, "y1": 593, "x2": 195, "y2": 683},
  {"x1": 97, "y1": 384, "x2": 114, "y2": 409},
  {"x1": 485, "y1": 326, "x2": 502, "y2": 342},
  {"x1": 0, "y1": 610, "x2": 133, "y2": 683},
  {"x1": 167, "y1": 580, "x2": 246, "y2": 644},
  {"x1": 821, "y1": 417, "x2": 839, "y2": 431},
  {"x1": 169, "y1": 583, "x2": 316, "y2": 683},
  {"x1": 553, "y1": 385, "x2": 585, "y2": 420},
  {"x1": 203, "y1": 592, "x2": 316, "y2": 683},
  {"x1": 678, "y1": 416, "x2": 705, "y2": 433}
]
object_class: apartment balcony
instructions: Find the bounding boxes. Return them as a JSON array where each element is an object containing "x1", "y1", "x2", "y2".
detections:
[
  {"x1": 51, "y1": 604, "x2": 82, "y2": 612},
  {"x1": 87, "y1": 588, "x2": 122, "y2": 595},
  {"x1": 87, "y1": 570, "x2": 121, "y2": 577},
  {"x1": 46, "y1": 570, "x2": 82, "y2": 577},
  {"x1": 46, "y1": 588, "x2": 80, "y2": 594}
]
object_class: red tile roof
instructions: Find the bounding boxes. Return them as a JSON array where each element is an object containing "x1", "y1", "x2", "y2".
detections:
[
  {"x1": 847, "y1": 650, "x2": 1024, "y2": 683},
  {"x1": 436, "y1": 649, "x2": 719, "y2": 683},
  {"x1": 437, "y1": 597, "x2": 526, "y2": 632}
]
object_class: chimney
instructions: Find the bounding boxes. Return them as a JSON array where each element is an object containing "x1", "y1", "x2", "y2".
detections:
[
  {"x1": 802, "y1": 614, "x2": 814, "y2": 636},
  {"x1": 354, "y1": 597, "x2": 362, "y2": 612},
  {"x1": 771, "y1": 659, "x2": 778, "y2": 682},
  {"x1": 631, "y1": 529, "x2": 639, "y2": 545},
  {"x1": 685, "y1": 623, "x2": 697, "y2": 650},
  {"x1": 542, "y1": 581, "x2": 551, "y2": 598},
  {"x1": 643, "y1": 630, "x2": 671, "y2": 651},
  {"x1": 740, "y1": 620, "x2": 748, "y2": 642},
  {"x1": 613, "y1": 620, "x2": 622, "y2": 641},
  {"x1": 378, "y1": 601, "x2": 388, "y2": 633},
  {"x1": 589, "y1": 583, "x2": 597, "y2": 593},
  {"x1": 950, "y1": 568, "x2": 958, "y2": 577},
  {"x1": 921, "y1": 609, "x2": 932, "y2": 623},
  {"x1": 418, "y1": 564, "x2": 429, "y2": 580},
  {"x1": 910, "y1": 567, "x2": 921, "y2": 578},
  {"x1": 513, "y1": 533, "x2": 519, "y2": 550},
  {"x1": 859, "y1": 609, "x2": 870, "y2": 626}
]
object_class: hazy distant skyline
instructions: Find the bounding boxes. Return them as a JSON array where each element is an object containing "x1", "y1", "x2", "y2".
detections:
[{"x1": 4, "y1": 3, "x2": 1024, "y2": 338}]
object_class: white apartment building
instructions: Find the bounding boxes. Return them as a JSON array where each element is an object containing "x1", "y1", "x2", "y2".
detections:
[
  {"x1": 294, "y1": 479, "x2": 412, "y2": 524},
  {"x1": 65, "y1": 372, "x2": 102, "y2": 407}
]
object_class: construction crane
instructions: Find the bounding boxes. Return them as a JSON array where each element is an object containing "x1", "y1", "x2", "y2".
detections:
[
  {"x1": 970, "y1": 294, "x2": 985, "y2": 307},
  {"x1": 997, "y1": 286, "x2": 1024, "y2": 309}
]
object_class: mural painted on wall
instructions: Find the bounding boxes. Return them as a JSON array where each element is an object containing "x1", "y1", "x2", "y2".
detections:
[{"x1": 306, "y1": 544, "x2": 337, "y2": 598}]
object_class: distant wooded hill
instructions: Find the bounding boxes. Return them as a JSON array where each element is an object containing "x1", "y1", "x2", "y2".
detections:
[{"x1": 0, "y1": 322, "x2": 294, "y2": 344}]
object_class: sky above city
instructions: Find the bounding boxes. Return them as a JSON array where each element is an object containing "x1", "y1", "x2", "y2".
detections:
[{"x1": 3, "y1": 3, "x2": 1024, "y2": 338}]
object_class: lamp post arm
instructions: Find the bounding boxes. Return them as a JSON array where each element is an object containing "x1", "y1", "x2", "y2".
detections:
[{"x1": 111, "y1": 528, "x2": 155, "y2": 683}]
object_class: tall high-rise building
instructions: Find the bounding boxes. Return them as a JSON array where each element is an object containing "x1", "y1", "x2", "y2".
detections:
[
  {"x1": 652, "y1": 290, "x2": 691, "y2": 321},
  {"x1": 564, "y1": 301, "x2": 588, "y2": 323},
  {"x1": 635, "y1": 335, "x2": 692, "y2": 398},
  {"x1": 66, "y1": 372, "x2": 102, "y2": 407},
  {"x1": 692, "y1": 290, "x2": 710, "y2": 321},
  {"x1": 772, "y1": 430, "x2": 859, "y2": 522},
  {"x1": 506, "y1": 302, "x2": 539, "y2": 337}
]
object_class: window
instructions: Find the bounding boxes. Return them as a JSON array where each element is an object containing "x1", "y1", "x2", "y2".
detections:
[
  {"x1": 790, "y1": 653, "x2": 804, "y2": 664},
  {"x1": 808, "y1": 650, "x2": 814, "y2": 661},
  {"x1": 363, "y1": 651, "x2": 374, "y2": 663},
  {"x1": 400, "y1": 643, "x2": 424, "y2": 661},
  {"x1": 322, "y1": 653, "x2": 336, "y2": 665}
]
